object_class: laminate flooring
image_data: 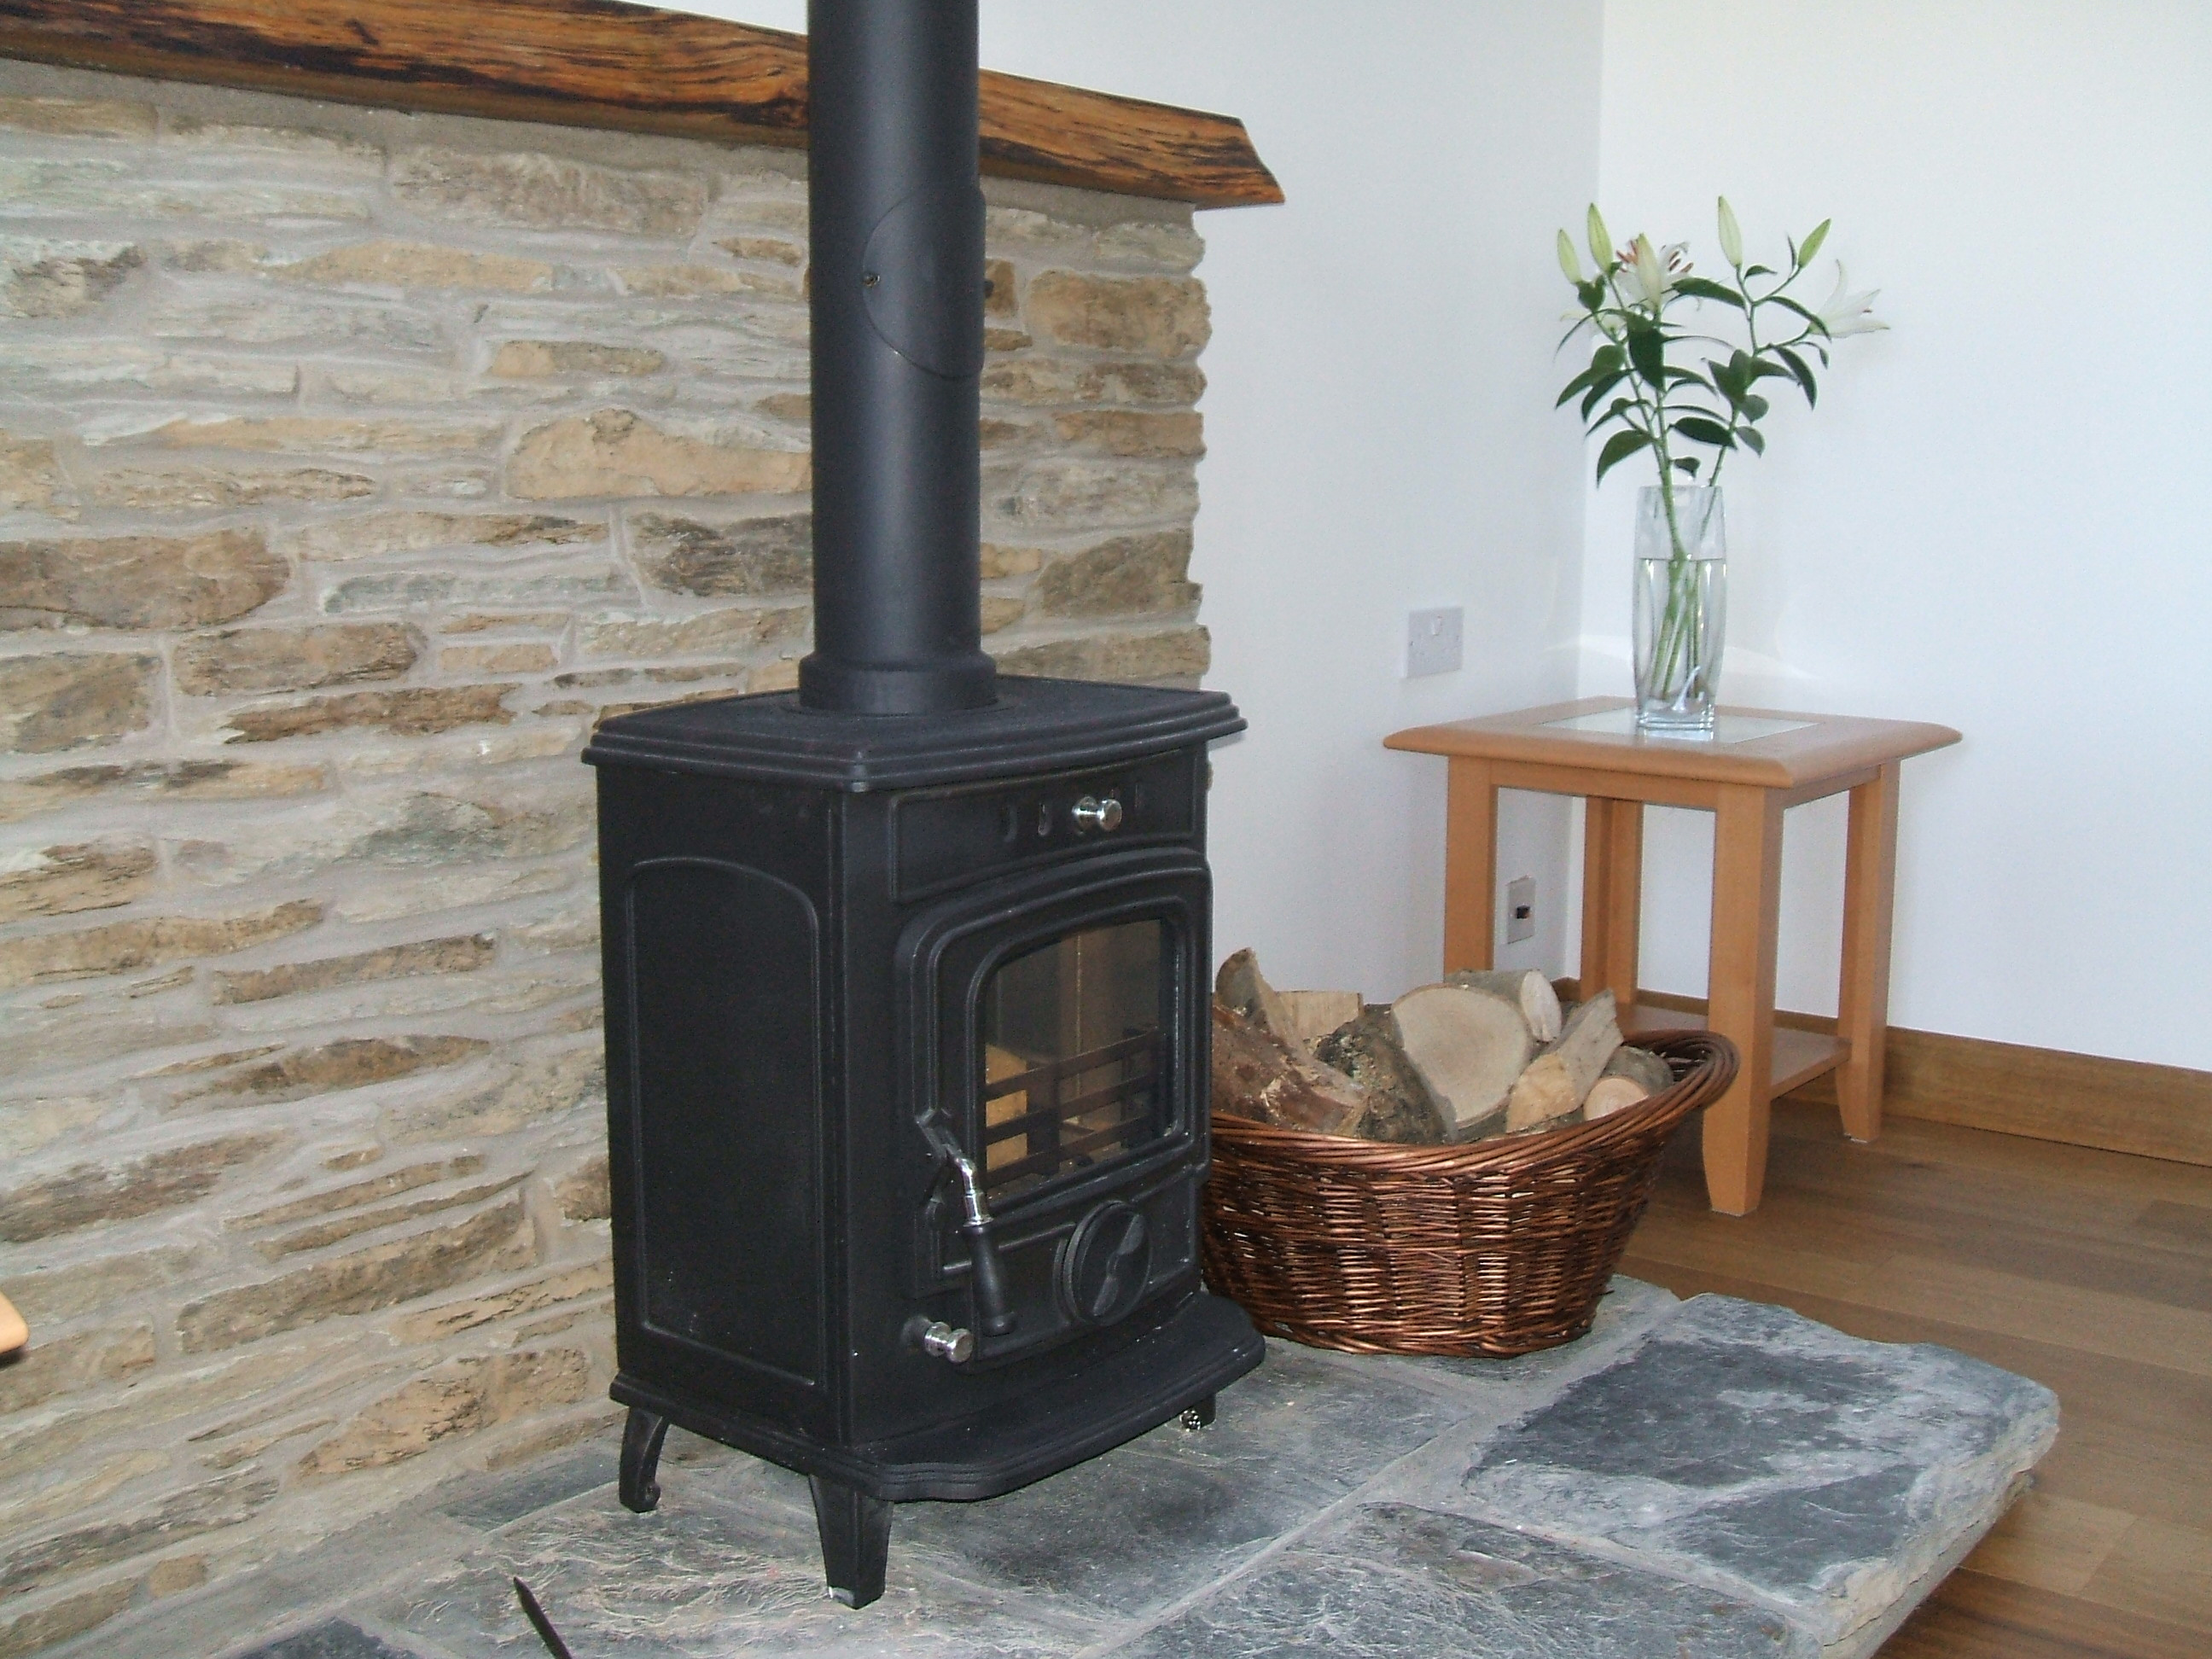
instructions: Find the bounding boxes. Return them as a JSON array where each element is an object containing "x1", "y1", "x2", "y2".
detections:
[{"x1": 1619, "y1": 1094, "x2": 2212, "y2": 1658}]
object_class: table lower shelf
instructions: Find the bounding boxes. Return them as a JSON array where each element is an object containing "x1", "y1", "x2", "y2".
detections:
[{"x1": 1618, "y1": 1000, "x2": 1849, "y2": 1097}]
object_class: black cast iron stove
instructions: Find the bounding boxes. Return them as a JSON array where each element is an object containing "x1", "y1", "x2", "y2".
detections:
[{"x1": 583, "y1": 0, "x2": 1262, "y2": 1609}]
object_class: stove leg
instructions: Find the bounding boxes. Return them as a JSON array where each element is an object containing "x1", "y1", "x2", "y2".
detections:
[
  {"x1": 619, "y1": 1406, "x2": 671, "y2": 1513},
  {"x1": 1180, "y1": 1393, "x2": 1217, "y2": 1430},
  {"x1": 809, "y1": 1474, "x2": 893, "y2": 1610}
]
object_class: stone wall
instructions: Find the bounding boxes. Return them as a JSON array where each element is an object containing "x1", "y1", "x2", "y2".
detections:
[{"x1": 0, "y1": 58, "x2": 1211, "y2": 1656}]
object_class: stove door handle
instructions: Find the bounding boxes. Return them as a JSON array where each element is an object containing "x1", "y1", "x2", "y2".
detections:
[{"x1": 923, "y1": 1128, "x2": 1020, "y2": 1340}]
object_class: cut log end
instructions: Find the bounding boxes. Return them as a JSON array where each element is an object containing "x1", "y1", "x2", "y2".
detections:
[
  {"x1": 1388, "y1": 984, "x2": 1534, "y2": 1140},
  {"x1": 1582, "y1": 1075, "x2": 1650, "y2": 1121}
]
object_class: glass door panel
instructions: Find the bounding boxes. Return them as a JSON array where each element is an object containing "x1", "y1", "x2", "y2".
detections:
[{"x1": 977, "y1": 918, "x2": 1169, "y2": 1203}]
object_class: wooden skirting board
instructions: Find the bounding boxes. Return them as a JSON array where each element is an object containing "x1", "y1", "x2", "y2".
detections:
[
  {"x1": 0, "y1": 0, "x2": 1283, "y2": 208},
  {"x1": 1574, "y1": 983, "x2": 2212, "y2": 1169}
]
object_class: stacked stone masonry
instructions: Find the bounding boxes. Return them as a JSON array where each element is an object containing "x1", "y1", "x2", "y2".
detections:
[{"x1": 0, "y1": 58, "x2": 1214, "y2": 1658}]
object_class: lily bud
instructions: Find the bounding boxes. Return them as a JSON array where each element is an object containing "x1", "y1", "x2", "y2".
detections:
[
  {"x1": 1717, "y1": 196, "x2": 1743, "y2": 267},
  {"x1": 1557, "y1": 229, "x2": 1584, "y2": 284},
  {"x1": 1586, "y1": 204, "x2": 1612, "y2": 270}
]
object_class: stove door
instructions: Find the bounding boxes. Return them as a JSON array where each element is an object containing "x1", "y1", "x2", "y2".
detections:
[{"x1": 900, "y1": 849, "x2": 1211, "y2": 1362}]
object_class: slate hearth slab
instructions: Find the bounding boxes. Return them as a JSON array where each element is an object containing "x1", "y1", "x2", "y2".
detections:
[
  {"x1": 1111, "y1": 1501, "x2": 1819, "y2": 1659},
  {"x1": 1454, "y1": 1293, "x2": 2060, "y2": 1649},
  {"x1": 66, "y1": 1280, "x2": 2062, "y2": 1659}
]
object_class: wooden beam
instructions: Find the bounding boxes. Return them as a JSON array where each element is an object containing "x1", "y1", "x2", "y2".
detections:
[{"x1": 0, "y1": 0, "x2": 1284, "y2": 209}]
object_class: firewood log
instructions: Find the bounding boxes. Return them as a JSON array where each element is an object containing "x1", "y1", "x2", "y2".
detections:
[
  {"x1": 1214, "y1": 947, "x2": 1302, "y2": 1048},
  {"x1": 1505, "y1": 990, "x2": 1623, "y2": 1132},
  {"x1": 1313, "y1": 1006, "x2": 1449, "y2": 1144},
  {"x1": 1387, "y1": 985, "x2": 1534, "y2": 1141},
  {"x1": 1604, "y1": 1044, "x2": 1674, "y2": 1096},
  {"x1": 1446, "y1": 968, "x2": 1563, "y2": 1043},
  {"x1": 1209, "y1": 1002, "x2": 1368, "y2": 1137},
  {"x1": 1582, "y1": 1075, "x2": 1650, "y2": 1120},
  {"x1": 1505, "y1": 1053, "x2": 1580, "y2": 1132},
  {"x1": 1276, "y1": 988, "x2": 1364, "y2": 1053}
]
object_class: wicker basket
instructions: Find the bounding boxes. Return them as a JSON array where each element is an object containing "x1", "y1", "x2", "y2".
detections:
[{"x1": 1200, "y1": 1029, "x2": 1738, "y2": 1357}]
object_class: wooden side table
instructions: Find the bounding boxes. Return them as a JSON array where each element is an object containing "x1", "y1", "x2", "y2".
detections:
[{"x1": 1386, "y1": 698, "x2": 1959, "y2": 1215}]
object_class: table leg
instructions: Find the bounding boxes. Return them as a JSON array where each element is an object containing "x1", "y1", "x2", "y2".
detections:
[
  {"x1": 1836, "y1": 760, "x2": 1901, "y2": 1143},
  {"x1": 1703, "y1": 784, "x2": 1784, "y2": 1215},
  {"x1": 1580, "y1": 797, "x2": 1644, "y2": 1008},
  {"x1": 1442, "y1": 758, "x2": 1498, "y2": 974}
]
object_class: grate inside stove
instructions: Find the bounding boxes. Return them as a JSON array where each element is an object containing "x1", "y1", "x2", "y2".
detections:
[{"x1": 979, "y1": 918, "x2": 1169, "y2": 1203}]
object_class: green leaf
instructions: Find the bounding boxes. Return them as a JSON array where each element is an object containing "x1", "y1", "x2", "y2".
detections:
[
  {"x1": 1594, "y1": 428, "x2": 1654, "y2": 485},
  {"x1": 1580, "y1": 370, "x2": 1628, "y2": 418},
  {"x1": 1576, "y1": 277, "x2": 1608, "y2": 311},
  {"x1": 1673, "y1": 416, "x2": 1736, "y2": 448},
  {"x1": 1672, "y1": 276, "x2": 1746, "y2": 309},
  {"x1": 1556, "y1": 364, "x2": 1607, "y2": 407},
  {"x1": 1584, "y1": 396, "x2": 1634, "y2": 434},
  {"x1": 1767, "y1": 294, "x2": 1827, "y2": 332},
  {"x1": 1708, "y1": 358, "x2": 1746, "y2": 404},
  {"x1": 1797, "y1": 219, "x2": 1832, "y2": 268},
  {"x1": 1674, "y1": 456, "x2": 1702, "y2": 477},
  {"x1": 1738, "y1": 427, "x2": 1766, "y2": 456},
  {"x1": 1592, "y1": 343, "x2": 1625, "y2": 374},
  {"x1": 1775, "y1": 346, "x2": 1819, "y2": 407},
  {"x1": 1741, "y1": 393, "x2": 1770, "y2": 421},
  {"x1": 1625, "y1": 323, "x2": 1666, "y2": 388},
  {"x1": 1743, "y1": 264, "x2": 1776, "y2": 278}
]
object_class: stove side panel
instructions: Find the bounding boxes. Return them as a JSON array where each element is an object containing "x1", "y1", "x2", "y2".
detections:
[{"x1": 597, "y1": 765, "x2": 841, "y2": 1441}]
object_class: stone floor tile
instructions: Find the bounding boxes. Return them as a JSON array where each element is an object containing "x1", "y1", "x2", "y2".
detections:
[
  {"x1": 893, "y1": 1342, "x2": 1464, "y2": 1621},
  {"x1": 1457, "y1": 1293, "x2": 2060, "y2": 1646},
  {"x1": 361, "y1": 1493, "x2": 1101, "y2": 1658},
  {"x1": 438, "y1": 1443, "x2": 619, "y2": 1532},
  {"x1": 229, "y1": 1621, "x2": 430, "y2": 1659},
  {"x1": 1382, "y1": 1275, "x2": 1683, "y2": 1397},
  {"x1": 1104, "y1": 1501, "x2": 1819, "y2": 1658}
]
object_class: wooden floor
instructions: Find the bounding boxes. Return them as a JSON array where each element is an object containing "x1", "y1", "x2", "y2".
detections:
[{"x1": 1619, "y1": 1094, "x2": 2212, "y2": 1658}]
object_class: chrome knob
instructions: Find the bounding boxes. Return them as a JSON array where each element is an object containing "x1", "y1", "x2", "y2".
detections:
[
  {"x1": 1071, "y1": 795, "x2": 1123, "y2": 833},
  {"x1": 918, "y1": 1320, "x2": 974, "y2": 1365}
]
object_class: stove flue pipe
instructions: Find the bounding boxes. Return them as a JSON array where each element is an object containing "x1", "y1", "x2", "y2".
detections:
[{"x1": 799, "y1": 0, "x2": 998, "y2": 714}]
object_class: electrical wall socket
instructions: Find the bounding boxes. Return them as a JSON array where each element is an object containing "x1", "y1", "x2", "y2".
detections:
[
  {"x1": 1406, "y1": 606, "x2": 1464, "y2": 678},
  {"x1": 1505, "y1": 876, "x2": 1536, "y2": 945}
]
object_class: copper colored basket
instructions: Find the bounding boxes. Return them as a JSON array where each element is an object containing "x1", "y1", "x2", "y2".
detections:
[{"x1": 1200, "y1": 1030, "x2": 1738, "y2": 1357}]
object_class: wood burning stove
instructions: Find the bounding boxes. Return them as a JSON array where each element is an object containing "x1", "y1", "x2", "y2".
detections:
[{"x1": 581, "y1": 0, "x2": 1262, "y2": 1609}]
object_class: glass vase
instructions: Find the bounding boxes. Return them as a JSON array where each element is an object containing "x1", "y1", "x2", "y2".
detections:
[{"x1": 1633, "y1": 484, "x2": 1726, "y2": 734}]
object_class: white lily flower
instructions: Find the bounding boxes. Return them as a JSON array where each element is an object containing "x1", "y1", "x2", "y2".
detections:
[
  {"x1": 1627, "y1": 236, "x2": 1666, "y2": 306},
  {"x1": 1816, "y1": 263, "x2": 1888, "y2": 335},
  {"x1": 1622, "y1": 237, "x2": 1691, "y2": 307}
]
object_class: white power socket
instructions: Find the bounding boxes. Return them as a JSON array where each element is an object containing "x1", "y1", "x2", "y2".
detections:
[
  {"x1": 1406, "y1": 607, "x2": 1464, "y2": 678},
  {"x1": 1505, "y1": 876, "x2": 1536, "y2": 944}
]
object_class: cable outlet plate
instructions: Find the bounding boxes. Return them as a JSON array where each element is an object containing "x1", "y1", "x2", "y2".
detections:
[
  {"x1": 1406, "y1": 607, "x2": 1464, "y2": 678},
  {"x1": 1505, "y1": 876, "x2": 1536, "y2": 945}
]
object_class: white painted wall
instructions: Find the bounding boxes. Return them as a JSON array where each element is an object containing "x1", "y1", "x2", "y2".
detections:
[
  {"x1": 644, "y1": 1, "x2": 1606, "y2": 1002},
  {"x1": 1586, "y1": 0, "x2": 2212, "y2": 1068}
]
